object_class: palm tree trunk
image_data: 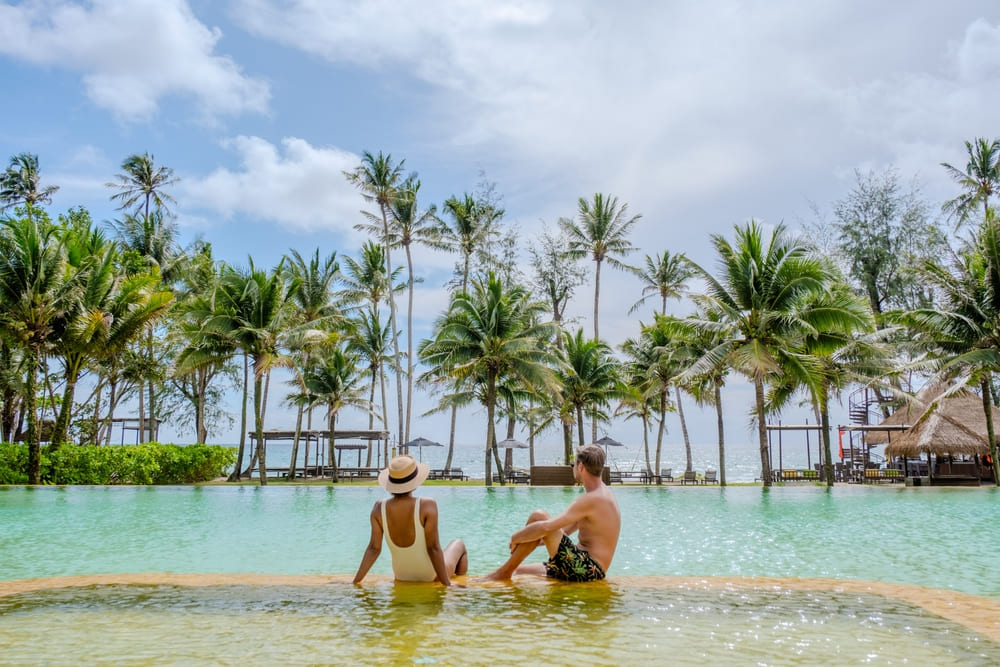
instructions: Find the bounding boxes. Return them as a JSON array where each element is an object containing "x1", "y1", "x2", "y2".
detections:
[
  {"x1": 381, "y1": 207, "x2": 405, "y2": 450},
  {"x1": 654, "y1": 390, "x2": 666, "y2": 481},
  {"x1": 981, "y1": 377, "x2": 1000, "y2": 486},
  {"x1": 484, "y1": 379, "x2": 497, "y2": 487},
  {"x1": 641, "y1": 415, "x2": 651, "y2": 477},
  {"x1": 366, "y1": 369, "x2": 376, "y2": 466},
  {"x1": 25, "y1": 350, "x2": 41, "y2": 484},
  {"x1": 755, "y1": 377, "x2": 772, "y2": 487},
  {"x1": 820, "y1": 391, "x2": 834, "y2": 487},
  {"x1": 51, "y1": 358, "x2": 84, "y2": 449},
  {"x1": 254, "y1": 370, "x2": 267, "y2": 486},
  {"x1": 676, "y1": 385, "x2": 692, "y2": 472},
  {"x1": 196, "y1": 368, "x2": 208, "y2": 444},
  {"x1": 231, "y1": 353, "x2": 249, "y2": 481},
  {"x1": 592, "y1": 260, "x2": 602, "y2": 441},
  {"x1": 576, "y1": 406, "x2": 586, "y2": 448},
  {"x1": 290, "y1": 404, "x2": 304, "y2": 481},
  {"x1": 138, "y1": 383, "x2": 146, "y2": 444},
  {"x1": 404, "y1": 244, "x2": 415, "y2": 444},
  {"x1": 715, "y1": 379, "x2": 726, "y2": 486},
  {"x1": 445, "y1": 404, "x2": 457, "y2": 470},
  {"x1": 328, "y1": 408, "x2": 339, "y2": 483},
  {"x1": 104, "y1": 379, "x2": 119, "y2": 446}
]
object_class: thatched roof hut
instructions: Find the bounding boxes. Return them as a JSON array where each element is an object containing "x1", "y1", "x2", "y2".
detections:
[
  {"x1": 865, "y1": 382, "x2": 993, "y2": 447},
  {"x1": 883, "y1": 408, "x2": 992, "y2": 459}
]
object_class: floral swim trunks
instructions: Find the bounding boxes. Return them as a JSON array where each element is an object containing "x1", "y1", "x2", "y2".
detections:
[{"x1": 544, "y1": 535, "x2": 606, "y2": 582}]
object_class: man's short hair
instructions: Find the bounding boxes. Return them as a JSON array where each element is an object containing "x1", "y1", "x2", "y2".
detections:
[{"x1": 575, "y1": 444, "x2": 605, "y2": 477}]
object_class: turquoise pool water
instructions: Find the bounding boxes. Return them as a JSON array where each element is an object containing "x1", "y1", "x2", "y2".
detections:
[
  {"x1": 2, "y1": 485, "x2": 999, "y2": 664},
  {"x1": 2, "y1": 485, "x2": 997, "y2": 597}
]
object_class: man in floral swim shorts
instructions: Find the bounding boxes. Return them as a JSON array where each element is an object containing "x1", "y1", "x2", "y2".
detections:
[{"x1": 484, "y1": 445, "x2": 620, "y2": 582}]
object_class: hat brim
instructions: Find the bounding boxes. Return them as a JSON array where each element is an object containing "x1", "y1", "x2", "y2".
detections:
[{"x1": 378, "y1": 461, "x2": 430, "y2": 493}]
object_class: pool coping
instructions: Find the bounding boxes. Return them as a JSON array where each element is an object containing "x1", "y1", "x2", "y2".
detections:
[{"x1": 2, "y1": 573, "x2": 997, "y2": 643}]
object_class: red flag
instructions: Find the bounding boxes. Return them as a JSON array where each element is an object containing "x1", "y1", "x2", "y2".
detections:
[{"x1": 838, "y1": 429, "x2": 845, "y2": 459}]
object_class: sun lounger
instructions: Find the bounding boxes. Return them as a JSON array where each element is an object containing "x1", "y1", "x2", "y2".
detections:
[
  {"x1": 704, "y1": 469, "x2": 718, "y2": 484},
  {"x1": 681, "y1": 470, "x2": 697, "y2": 485},
  {"x1": 660, "y1": 468, "x2": 673, "y2": 482}
]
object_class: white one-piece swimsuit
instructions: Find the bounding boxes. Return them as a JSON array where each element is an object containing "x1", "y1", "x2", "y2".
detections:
[{"x1": 382, "y1": 497, "x2": 436, "y2": 581}]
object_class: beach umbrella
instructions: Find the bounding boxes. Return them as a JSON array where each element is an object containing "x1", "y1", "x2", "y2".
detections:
[
  {"x1": 400, "y1": 436, "x2": 443, "y2": 462},
  {"x1": 593, "y1": 435, "x2": 625, "y2": 463},
  {"x1": 497, "y1": 437, "x2": 528, "y2": 472}
]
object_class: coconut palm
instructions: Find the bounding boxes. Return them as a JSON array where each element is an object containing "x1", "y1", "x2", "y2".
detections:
[
  {"x1": 561, "y1": 193, "x2": 641, "y2": 341},
  {"x1": 345, "y1": 309, "x2": 393, "y2": 465},
  {"x1": 206, "y1": 259, "x2": 299, "y2": 485},
  {"x1": 629, "y1": 250, "x2": 692, "y2": 316},
  {"x1": 108, "y1": 208, "x2": 182, "y2": 442},
  {"x1": 0, "y1": 212, "x2": 81, "y2": 483},
  {"x1": 437, "y1": 193, "x2": 499, "y2": 467},
  {"x1": 49, "y1": 220, "x2": 173, "y2": 447},
  {"x1": 356, "y1": 177, "x2": 443, "y2": 443},
  {"x1": 767, "y1": 285, "x2": 880, "y2": 486},
  {"x1": 941, "y1": 137, "x2": 1000, "y2": 226},
  {"x1": 686, "y1": 220, "x2": 838, "y2": 487},
  {"x1": 106, "y1": 152, "x2": 178, "y2": 220},
  {"x1": 419, "y1": 273, "x2": 560, "y2": 486},
  {"x1": 558, "y1": 329, "x2": 623, "y2": 448},
  {"x1": 1, "y1": 152, "x2": 59, "y2": 213},
  {"x1": 345, "y1": 151, "x2": 407, "y2": 448},
  {"x1": 283, "y1": 248, "x2": 342, "y2": 478},
  {"x1": 896, "y1": 213, "x2": 1000, "y2": 484},
  {"x1": 299, "y1": 347, "x2": 369, "y2": 483}
]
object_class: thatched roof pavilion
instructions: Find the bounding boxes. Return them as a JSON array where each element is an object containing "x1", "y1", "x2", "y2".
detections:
[
  {"x1": 865, "y1": 382, "x2": 997, "y2": 451},
  {"x1": 883, "y1": 409, "x2": 992, "y2": 459}
]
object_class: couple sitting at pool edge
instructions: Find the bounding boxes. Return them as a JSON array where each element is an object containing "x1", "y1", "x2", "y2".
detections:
[{"x1": 352, "y1": 444, "x2": 621, "y2": 586}]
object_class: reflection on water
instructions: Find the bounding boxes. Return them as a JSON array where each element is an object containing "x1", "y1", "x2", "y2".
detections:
[{"x1": 1, "y1": 583, "x2": 998, "y2": 666}]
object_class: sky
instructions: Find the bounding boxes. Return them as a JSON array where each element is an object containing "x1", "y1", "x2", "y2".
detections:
[{"x1": 2, "y1": 0, "x2": 1000, "y2": 457}]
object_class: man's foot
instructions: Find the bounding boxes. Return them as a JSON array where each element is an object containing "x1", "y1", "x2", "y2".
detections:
[{"x1": 477, "y1": 569, "x2": 513, "y2": 582}]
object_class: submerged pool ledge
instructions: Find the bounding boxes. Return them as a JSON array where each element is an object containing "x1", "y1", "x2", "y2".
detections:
[{"x1": 3, "y1": 573, "x2": 998, "y2": 643}]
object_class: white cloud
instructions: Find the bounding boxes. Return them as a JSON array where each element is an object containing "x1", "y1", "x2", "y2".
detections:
[
  {"x1": 179, "y1": 135, "x2": 364, "y2": 233},
  {"x1": 0, "y1": 0, "x2": 269, "y2": 120}
]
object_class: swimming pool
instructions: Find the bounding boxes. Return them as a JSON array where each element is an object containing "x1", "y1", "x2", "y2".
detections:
[{"x1": 2, "y1": 485, "x2": 998, "y2": 663}]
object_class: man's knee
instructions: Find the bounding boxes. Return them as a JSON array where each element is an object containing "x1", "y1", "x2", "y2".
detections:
[{"x1": 527, "y1": 509, "x2": 550, "y2": 523}]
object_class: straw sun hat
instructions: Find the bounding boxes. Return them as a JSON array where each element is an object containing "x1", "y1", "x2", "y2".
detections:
[{"x1": 378, "y1": 455, "x2": 430, "y2": 494}]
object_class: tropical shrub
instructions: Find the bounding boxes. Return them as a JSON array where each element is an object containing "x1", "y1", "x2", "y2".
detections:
[{"x1": 0, "y1": 443, "x2": 235, "y2": 484}]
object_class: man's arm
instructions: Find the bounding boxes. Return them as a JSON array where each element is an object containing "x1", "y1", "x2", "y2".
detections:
[
  {"x1": 352, "y1": 501, "x2": 383, "y2": 584},
  {"x1": 420, "y1": 498, "x2": 452, "y2": 586},
  {"x1": 509, "y1": 495, "x2": 590, "y2": 548}
]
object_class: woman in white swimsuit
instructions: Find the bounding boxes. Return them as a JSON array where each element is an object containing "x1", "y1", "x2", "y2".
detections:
[{"x1": 353, "y1": 455, "x2": 468, "y2": 585}]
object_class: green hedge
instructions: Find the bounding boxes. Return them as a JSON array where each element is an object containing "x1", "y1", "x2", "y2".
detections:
[{"x1": 0, "y1": 442, "x2": 236, "y2": 485}]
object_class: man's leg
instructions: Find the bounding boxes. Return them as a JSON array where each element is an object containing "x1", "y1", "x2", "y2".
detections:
[{"x1": 482, "y1": 510, "x2": 562, "y2": 580}]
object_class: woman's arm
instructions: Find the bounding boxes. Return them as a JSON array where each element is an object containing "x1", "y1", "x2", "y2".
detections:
[
  {"x1": 352, "y1": 501, "x2": 384, "y2": 584},
  {"x1": 420, "y1": 498, "x2": 451, "y2": 586}
]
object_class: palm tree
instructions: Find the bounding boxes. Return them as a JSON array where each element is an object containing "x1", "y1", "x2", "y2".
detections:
[
  {"x1": 686, "y1": 221, "x2": 838, "y2": 487},
  {"x1": 629, "y1": 250, "x2": 692, "y2": 316},
  {"x1": 558, "y1": 329, "x2": 622, "y2": 448},
  {"x1": 106, "y1": 152, "x2": 178, "y2": 220},
  {"x1": 50, "y1": 220, "x2": 173, "y2": 447},
  {"x1": 346, "y1": 310, "x2": 392, "y2": 465},
  {"x1": 897, "y1": 213, "x2": 1000, "y2": 484},
  {"x1": 768, "y1": 285, "x2": 880, "y2": 486},
  {"x1": 108, "y1": 208, "x2": 182, "y2": 442},
  {"x1": 344, "y1": 151, "x2": 407, "y2": 449},
  {"x1": 615, "y1": 383, "x2": 656, "y2": 475},
  {"x1": 357, "y1": 177, "x2": 442, "y2": 443},
  {"x1": 437, "y1": 192, "x2": 499, "y2": 468},
  {"x1": 0, "y1": 212, "x2": 81, "y2": 483},
  {"x1": 299, "y1": 347, "x2": 369, "y2": 482},
  {"x1": 419, "y1": 273, "x2": 560, "y2": 485},
  {"x1": 942, "y1": 138, "x2": 1000, "y2": 226},
  {"x1": 283, "y1": 248, "x2": 342, "y2": 478},
  {"x1": 207, "y1": 259, "x2": 299, "y2": 485},
  {"x1": 561, "y1": 193, "x2": 641, "y2": 341},
  {"x1": 1, "y1": 152, "x2": 59, "y2": 214}
]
